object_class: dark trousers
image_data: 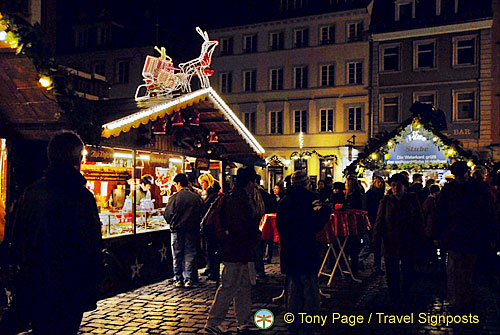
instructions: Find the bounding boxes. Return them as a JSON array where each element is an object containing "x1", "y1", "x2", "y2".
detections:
[
  {"x1": 385, "y1": 257, "x2": 415, "y2": 304},
  {"x1": 205, "y1": 234, "x2": 220, "y2": 278},
  {"x1": 32, "y1": 306, "x2": 83, "y2": 335},
  {"x1": 254, "y1": 239, "x2": 266, "y2": 277}
]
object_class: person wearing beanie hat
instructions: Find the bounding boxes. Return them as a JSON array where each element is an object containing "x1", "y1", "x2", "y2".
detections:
[
  {"x1": 291, "y1": 170, "x2": 310, "y2": 188},
  {"x1": 276, "y1": 170, "x2": 331, "y2": 334}
]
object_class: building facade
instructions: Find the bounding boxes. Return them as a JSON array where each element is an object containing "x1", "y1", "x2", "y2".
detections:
[
  {"x1": 370, "y1": 0, "x2": 497, "y2": 160},
  {"x1": 209, "y1": 1, "x2": 373, "y2": 187}
]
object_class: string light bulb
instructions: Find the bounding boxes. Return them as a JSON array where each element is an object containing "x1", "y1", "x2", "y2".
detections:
[
  {"x1": 370, "y1": 153, "x2": 378, "y2": 160},
  {"x1": 0, "y1": 30, "x2": 7, "y2": 41},
  {"x1": 39, "y1": 75, "x2": 52, "y2": 88}
]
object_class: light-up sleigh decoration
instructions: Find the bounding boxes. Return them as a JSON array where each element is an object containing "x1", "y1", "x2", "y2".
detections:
[{"x1": 135, "y1": 27, "x2": 218, "y2": 101}]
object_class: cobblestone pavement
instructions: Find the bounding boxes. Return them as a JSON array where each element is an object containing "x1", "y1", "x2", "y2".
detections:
[{"x1": 77, "y1": 256, "x2": 499, "y2": 335}]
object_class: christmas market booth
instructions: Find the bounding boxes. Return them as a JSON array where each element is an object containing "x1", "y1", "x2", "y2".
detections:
[
  {"x1": 344, "y1": 102, "x2": 478, "y2": 183},
  {"x1": 92, "y1": 85, "x2": 265, "y2": 295}
]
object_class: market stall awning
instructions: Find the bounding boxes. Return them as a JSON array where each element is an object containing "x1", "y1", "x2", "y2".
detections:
[
  {"x1": 101, "y1": 87, "x2": 265, "y2": 159},
  {"x1": 0, "y1": 50, "x2": 68, "y2": 140}
]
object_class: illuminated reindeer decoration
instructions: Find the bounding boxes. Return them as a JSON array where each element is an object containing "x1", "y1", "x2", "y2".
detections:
[{"x1": 135, "y1": 27, "x2": 218, "y2": 101}]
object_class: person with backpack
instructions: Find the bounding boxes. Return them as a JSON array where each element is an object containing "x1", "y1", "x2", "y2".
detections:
[
  {"x1": 205, "y1": 167, "x2": 263, "y2": 334},
  {"x1": 199, "y1": 173, "x2": 222, "y2": 281},
  {"x1": 164, "y1": 173, "x2": 203, "y2": 288}
]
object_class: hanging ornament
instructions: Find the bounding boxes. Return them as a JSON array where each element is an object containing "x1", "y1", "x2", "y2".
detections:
[
  {"x1": 208, "y1": 131, "x2": 218, "y2": 143},
  {"x1": 171, "y1": 110, "x2": 184, "y2": 126},
  {"x1": 189, "y1": 108, "x2": 200, "y2": 126},
  {"x1": 152, "y1": 117, "x2": 166, "y2": 134}
]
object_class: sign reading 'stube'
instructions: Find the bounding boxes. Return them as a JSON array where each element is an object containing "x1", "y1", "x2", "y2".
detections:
[{"x1": 385, "y1": 139, "x2": 447, "y2": 165}]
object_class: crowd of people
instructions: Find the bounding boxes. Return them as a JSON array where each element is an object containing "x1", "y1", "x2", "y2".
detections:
[{"x1": 2, "y1": 130, "x2": 499, "y2": 335}]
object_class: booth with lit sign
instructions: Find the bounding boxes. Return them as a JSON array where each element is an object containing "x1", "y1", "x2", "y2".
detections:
[{"x1": 345, "y1": 103, "x2": 478, "y2": 184}]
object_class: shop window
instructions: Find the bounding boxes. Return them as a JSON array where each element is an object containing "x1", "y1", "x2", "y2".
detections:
[
  {"x1": 243, "y1": 34, "x2": 257, "y2": 53},
  {"x1": 347, "y1": 106, "x2": 363, "y2": 131},
  {"x1": 294, "y1": 66, "x2": 308, "y2": 89},
  {"x1": 270, "y1": 68, "x2": 284, "y2": 90},
  {"x1": 381, "y1": 95, "x2": 400, "y2": 123},
  {"x1": 294, "y1": 110, "x2": 307, "y2": 133},
  {"x1": 453, "y1": 90, "x2": 476, "y2": 121},
  {"x1": 414, "y1": 40, "x2": 436, "y2": 70},
  {"x1": 320, "y1": 25, "x2": 335, "y2": 45},
  {"x1": 244, "y1": 112, "x2": 256, "y2": 133},
  {"x1": 347, "y1": 61, "x2": 362, "y2": 85},
  {"x1": 320, "y1": 64, "x2": 335, "y2": 87},
  {"x1": 243, "y1": 70, "x2": 256, "y2": 92},
  {"x1": 220, "y1": 37, "x2": 233, "y2": 55},
  {"x1": 453, "y1": 36, "x2": 476, "y2": 66},
  {"x1": 220, "y1": 72, "x2": 232, "y2": 93},
  {"x1": 320, "y1": 109, "x2": 334, "y2": 132},
  {"x1": 270, "y1": 31, "x2": 284, "y2": 50},
  {"x1": 270, "y1": 111, "x2": 283, "y2": 134},
  {"x1": 381, "y1": 44, "x2": 400, "y2": 72},
  {"x1": 294, "y1": 28, "x2": 309, "y2": 48}
]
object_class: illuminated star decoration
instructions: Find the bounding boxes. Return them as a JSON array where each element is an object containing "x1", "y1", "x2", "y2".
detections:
[
  {"x1": 131, "y1": 257, "x2": 143, "y2": 280},
  {"x1": 158, "y1": 244, "x2": 168, "y2": 263}
]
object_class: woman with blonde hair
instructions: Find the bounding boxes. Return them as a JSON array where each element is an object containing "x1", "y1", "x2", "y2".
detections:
[{"x1": 198, "y1": 173, "x2": 221, "y2": 281}]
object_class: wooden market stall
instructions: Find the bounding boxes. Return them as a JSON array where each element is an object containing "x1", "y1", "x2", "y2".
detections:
[{"x1": 91, "y1": 87, "x2": 265, "y2": 295}]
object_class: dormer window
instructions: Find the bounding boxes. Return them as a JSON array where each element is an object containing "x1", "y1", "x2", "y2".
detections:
[{"x1": 395, "y1": 0, "x2": 415, "y2": 21}]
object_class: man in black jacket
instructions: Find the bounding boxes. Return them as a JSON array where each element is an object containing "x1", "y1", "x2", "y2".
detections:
[
  {"x1": 276, "y1": 170, "x2": 331, "y2": 334},
  {"x1": 164, "y1": 173, "x2": 203, "y2": 288},
  {"x1": 9, "y1": 131, "x2": 103, "y2": 335}
]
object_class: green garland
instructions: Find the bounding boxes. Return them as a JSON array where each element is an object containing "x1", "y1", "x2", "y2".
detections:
[{"x1": 2, "y1": 13, "x2": 102, "y2": 144}]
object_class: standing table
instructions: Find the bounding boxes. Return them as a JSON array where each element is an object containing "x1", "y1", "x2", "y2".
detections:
[
  {"x1": 259, "y1": 210, "x2": 371, "y2": 301},
  {"x1": 316, "y1": 209, "x2": 371, "y2": 286}
]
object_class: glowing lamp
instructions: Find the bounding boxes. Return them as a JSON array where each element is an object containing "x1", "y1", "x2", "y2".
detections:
[
  {"x1": 387, "y1": 141, "x2": 394, "y2": 147},
  {"x1": 0, "y1": 31, "x2": 7, "y2": 42},
  {"x1": 467, "y1": 160, "x2": 474, "y2": 167},
  {"x1": 39, "y1": 76, "x2": 52, "y2": 88},
  {"x1": 447, "y1": 149, "x2": 455, "y2": 156},
  {"x1": 370, "y1": 153, "x2": 378, "y2": 160},
  {"x1": 433, "y1": 137, "x2": 438, "y2": 142}
]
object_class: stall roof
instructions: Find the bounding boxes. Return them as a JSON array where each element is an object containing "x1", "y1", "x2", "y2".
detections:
[
  {"x1": 100, "y1": 87, "x2": 265, "y2": 160},
  {"x1": 0, "y1": 50, "x2": 68, "y2": 140}
]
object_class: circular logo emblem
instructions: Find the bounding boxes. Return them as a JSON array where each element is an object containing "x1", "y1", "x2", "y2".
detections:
[{"x1": 254, "y1": 309, "x2": 274, "y2": 330}]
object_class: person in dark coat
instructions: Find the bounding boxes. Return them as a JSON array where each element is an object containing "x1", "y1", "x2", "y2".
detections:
[
  {"x1": 344, "y1": 177, "x2": 365, "y2": 276},
  {"x1": 273, "y1": 183, "x2": 285, "y2": 203},
  {"x1": 364, "y1": 176, "x2": 386, "y2": 273},
  {"x1": 331, "y1": 182, "x2": 346, "y2": 209},
  {"x1": 374, "y1": 173, "x2": 424, "y2": 307},
  {"x1": 8, "y1": 131, "x2": 103, "y2": 335},
  {"x1": 276, "y1": 170, "x2": 331, "y2": 334},
  {"x1": 435, "y1": 162, "x2": 495, "y2": 312},
  {"x1": 205, "y1": 167, "x2": 263, "y2": 333},
  {"x1": 199, "y1": 173, "x2": 221, "y2": 281},
  {"x1": 164, "y1": 173, "x2": 203, "y2": 288},
  {"x1": 317, "y1": 179, "x2": 332, "y2": 203},
  {"x1": 255, "y1": 175, "x2": 276, "y2": 274}
]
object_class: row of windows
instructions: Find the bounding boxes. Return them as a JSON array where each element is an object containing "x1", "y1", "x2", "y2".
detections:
[
  {"x1": 394, "y1": 0, "x2": 462, "y2": 22},
  {"x1": 241, "y1": 88, "x2": 477, "y2": 136},
  {"x1": 219, "y1": 61, "x2": 363, "y2": 93},
  {"x1": 86, "y1": 60, "x2": 130, "y2": 84},
  {"x1": 380, "y1": 35, "x2": 476, "y2": 72},
  {"x1": 219, "y1": 21, "x2": 364, "y2": 55},
  {"x1": 381, "y1": 89, "x2": 477, "y2": 123},
  {"x1": 242, "y1": 107, "x2": 363, "y2": 135}
]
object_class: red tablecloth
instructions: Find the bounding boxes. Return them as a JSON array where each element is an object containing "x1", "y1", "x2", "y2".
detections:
[{"x1": 259, "y1": 210, "x2": 371, "y2": 243}]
